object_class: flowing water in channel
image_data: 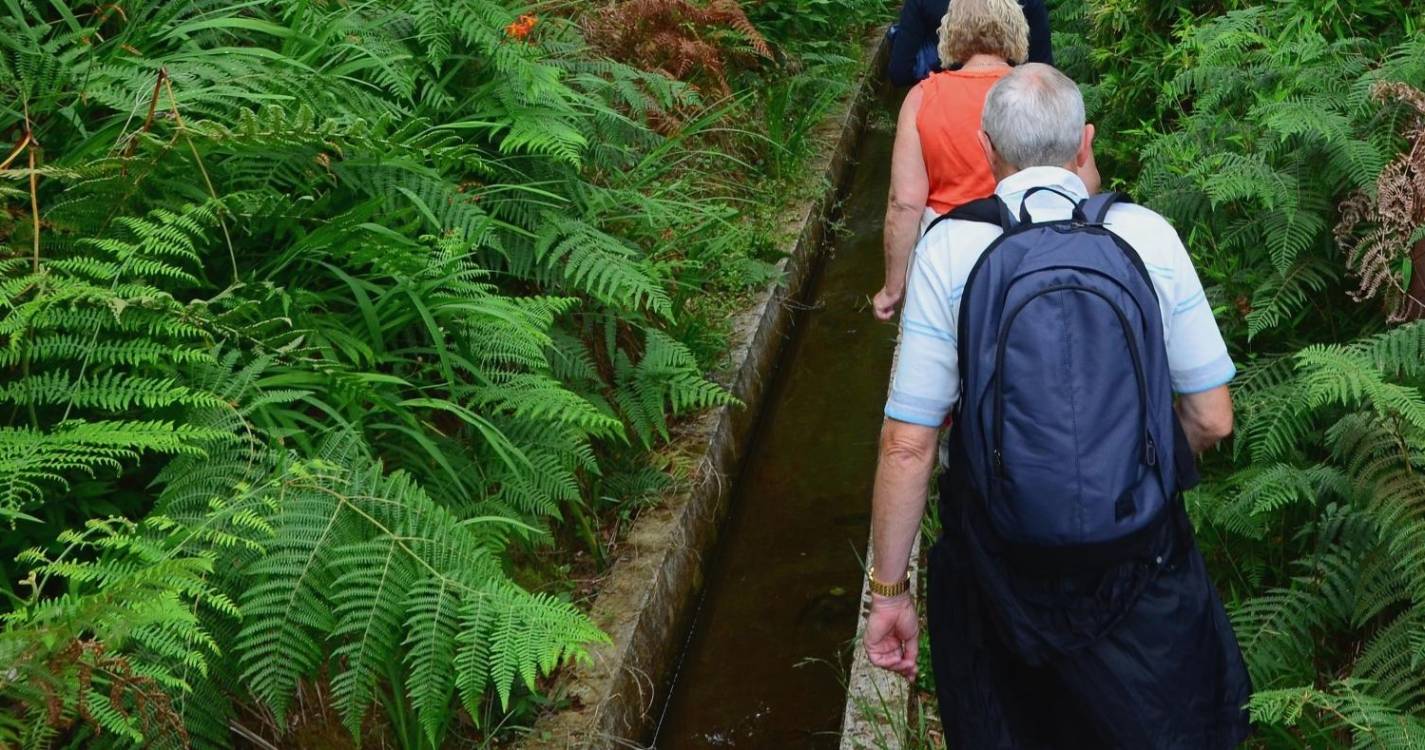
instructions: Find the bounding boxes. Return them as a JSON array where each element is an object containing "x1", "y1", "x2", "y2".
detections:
[{"x1": 652, "y1": 97, "x2": 901, "y2": 749}]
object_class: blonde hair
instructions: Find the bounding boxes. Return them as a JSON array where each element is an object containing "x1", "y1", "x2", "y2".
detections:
[{"x1": 937, "y1": 0, "x2": 1030, "y2": 67}]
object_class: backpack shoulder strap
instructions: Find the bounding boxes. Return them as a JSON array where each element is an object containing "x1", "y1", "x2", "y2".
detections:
[
  {"x1": 1078, "y1": 191, "x2": 1158, "y2": 297},
  {"x1": 1079, "y1": 191, "x2": 1133, "y2": 225},
  {"x1": 922, "y1": 195, "x2": 1012, "y2": 238}
]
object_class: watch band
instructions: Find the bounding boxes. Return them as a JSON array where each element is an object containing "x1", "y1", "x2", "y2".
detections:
[{"x1": 867, "y1": 566, "x2": 910, "y2": 597}]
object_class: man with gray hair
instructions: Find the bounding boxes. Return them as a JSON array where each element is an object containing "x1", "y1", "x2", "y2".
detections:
[{"x1": 862, "y1": 64, "x2": 1252, "y2": 747}]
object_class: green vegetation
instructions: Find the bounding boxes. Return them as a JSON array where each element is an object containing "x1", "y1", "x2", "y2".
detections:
[
  {"x1": 905, "y1": 2, "x2": 1425, "y2": 748},
  {"x1": 0, "y1": 0, "x2": 888, "y2": 747},
  {"x1": 1063, "y1": 2, "x2": 1425, "y2": 744},
  {"x1": 12, "y1": 0, "x2": 1423, "y2": 747}
]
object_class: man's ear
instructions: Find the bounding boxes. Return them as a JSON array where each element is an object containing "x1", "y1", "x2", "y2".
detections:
[
  {"x1": 977, "y1": 130, "x2": 996, "y2": 169},
  {"x1": 1077, "y1": 123, "x2": 1096, "y2": 168}
]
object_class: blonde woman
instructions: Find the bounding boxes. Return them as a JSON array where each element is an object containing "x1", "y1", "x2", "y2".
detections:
[
  {"x1": 887, "y1": 0, "x2": 1052, "y2": 85},
  {"x1": 873, "y1": 0, "x2": 1100, "y2": 321}
]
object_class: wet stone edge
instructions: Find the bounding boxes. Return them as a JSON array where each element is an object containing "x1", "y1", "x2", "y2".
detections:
[{"x1": 517, "y1": 29, "x2": 892, "y2": 750}]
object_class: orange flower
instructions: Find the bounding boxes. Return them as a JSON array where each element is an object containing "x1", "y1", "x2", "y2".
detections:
[{"x1": 505, "y1": 14, "x2": 538, "y2": 41}]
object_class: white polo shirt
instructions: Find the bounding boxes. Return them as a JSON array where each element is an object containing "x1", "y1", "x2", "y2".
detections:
[{"x1": 885, "y1": 166, "x2": 1236, "y2": 428}]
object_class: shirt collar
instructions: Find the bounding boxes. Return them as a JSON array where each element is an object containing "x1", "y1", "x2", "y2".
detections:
[{"x1": 993, "y1": 166, "x2": 1089, "y2": 204}]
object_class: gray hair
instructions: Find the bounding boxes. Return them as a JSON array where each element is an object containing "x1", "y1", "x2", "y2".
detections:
[{"x1": 981, "y1": 63, "x2": 1085, "y2": 170}]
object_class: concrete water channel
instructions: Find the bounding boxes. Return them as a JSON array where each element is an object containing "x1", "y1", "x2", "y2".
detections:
[{"x1": 652, "y1": 91, "x2": 904, "y2": 749}]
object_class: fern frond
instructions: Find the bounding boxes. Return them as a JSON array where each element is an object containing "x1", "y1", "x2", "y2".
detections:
[
  {"x1": 1298, "y1": 346, "x2": 1425, "y2": 432},
  {"x1": 534, "y1": 215, "x2": 673, "y2": 318}
]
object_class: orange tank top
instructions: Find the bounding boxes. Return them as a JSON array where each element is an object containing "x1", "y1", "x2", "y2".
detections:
[{"x1": 916, "y1": 68, "x2": 1010, "y2": 214}]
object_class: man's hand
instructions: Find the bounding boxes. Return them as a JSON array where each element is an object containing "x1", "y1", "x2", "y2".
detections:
[
  {"x1": 864, "y1": 592, "x2": 919, "y2": 679},
  {"x1": 873, "y1": 285, "x2": 904, "y2": 321}
]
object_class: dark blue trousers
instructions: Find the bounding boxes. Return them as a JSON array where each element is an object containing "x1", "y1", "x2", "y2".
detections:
[{"x1": 927, "y1": 472, "x2": 1253, "y2": 749}]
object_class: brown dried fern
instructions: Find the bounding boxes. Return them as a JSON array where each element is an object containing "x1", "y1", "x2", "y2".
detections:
[
  {"x1": 9, "y1": 639, "x2": 190, "y2": 747},
  {"x1": 709, "y1": 0, "x2": 771, "y2": 58},
  {"x1": 1337, "y1": 80, "x2": 1425, "y2": 322},
  {"x1": 584, "y1": 0, "x2": 772, "y2": 96}
]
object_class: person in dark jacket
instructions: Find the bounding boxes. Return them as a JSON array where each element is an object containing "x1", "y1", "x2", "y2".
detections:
[{"x1": 888, "y1": 0, "x2": 1053, "y2": 86}]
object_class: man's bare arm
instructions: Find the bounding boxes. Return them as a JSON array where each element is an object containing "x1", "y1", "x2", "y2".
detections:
[
  {"x1": 1176, "y1": 384, "x2": 1233, "y2": 453},
  {"x1": 870, "y1": 418, "x2": 939, "y2": 582},
  {"x1": 863, "y1": 418, "x2": 939, "y2": 679}
]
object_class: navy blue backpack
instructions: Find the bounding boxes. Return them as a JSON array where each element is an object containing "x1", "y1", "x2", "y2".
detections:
[
  {"x1": 931, "y1": 190, "x2": 1185, "y2": 566},
  {"x1": 884, "y1": 25, "x2": 942, "y2": 81}
]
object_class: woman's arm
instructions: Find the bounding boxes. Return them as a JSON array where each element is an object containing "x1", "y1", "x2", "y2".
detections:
[{"x1": 876, "y1": 86, "x2": 930, "y2": 321}]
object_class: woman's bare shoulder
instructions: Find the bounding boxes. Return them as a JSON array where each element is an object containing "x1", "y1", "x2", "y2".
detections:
[{"x1": 906, "y1": 79, "x2": 929, "y2": 102}]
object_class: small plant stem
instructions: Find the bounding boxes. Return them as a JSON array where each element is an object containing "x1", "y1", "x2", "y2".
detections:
[
  {"x1": 566, "y1": 498, "x2": 606, "y2": 568},
  {"x1": 28, "y1": 142, "x2": 39, "y2": 273},
  {"x1": 0, "y1": 132, "x2": 31, "y2": 170},
  {"x1": 164, "y1": 75, "x2": 238, "y2": 282},
  {"x1": 23, "y1": 97, "x2": 40, "y2": 273}
]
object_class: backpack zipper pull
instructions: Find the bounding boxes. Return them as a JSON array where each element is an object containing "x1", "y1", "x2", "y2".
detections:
[
  {"x1": 1144, "y1": 436, "x2": 1158, "y2": 467},
  {"x1": 993, "y1": 449, "x2": 1006, "y2": 476}
]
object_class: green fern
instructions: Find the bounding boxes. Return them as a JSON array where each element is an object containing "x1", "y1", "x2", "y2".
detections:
[
  {"x1": 1135, "y1": 7, "x2": 1418, "y2": 343},
  {"x1": 615, "y1": 329, "x2": 739, "y2": 446},
  {"x1": 0, "y1": 0, "x2": 789, "y2": 745},
  {"x1": 0, "y1": 518, "x2": 229, "y2": 749}
]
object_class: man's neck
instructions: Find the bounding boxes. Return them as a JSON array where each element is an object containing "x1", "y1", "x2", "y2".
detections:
[{"x1": 992, "y1": 162, "x2": 1079, "y2": 182}]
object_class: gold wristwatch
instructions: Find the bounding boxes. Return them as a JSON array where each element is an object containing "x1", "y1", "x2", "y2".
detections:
[{"x1": 867, "y1": 566, "x2": 910, "y2": 597}]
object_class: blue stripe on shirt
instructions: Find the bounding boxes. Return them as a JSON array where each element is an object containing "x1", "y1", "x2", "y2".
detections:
[
  {"x1": 1173, "y1": 354, "x2": 1236, "y2": 394},
  {"x1": 1144, "y1": 262, "x2": 1175, "y2": 280},
  {"x1": 889, "y1": 391, "x2": 951, "y2": 411},
  {"x1": 903, "y1": 319, "x2": 956, "y2": 343},
  {"x1": 1174, "y1": 290, "x2": 1207, "y2": 315},
  {"x1": 885, "y1": 403, "x2": 942, "y2": 427}
]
